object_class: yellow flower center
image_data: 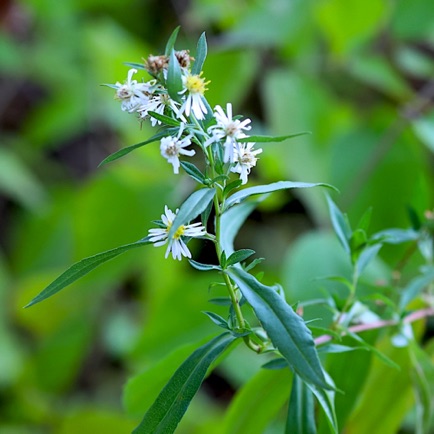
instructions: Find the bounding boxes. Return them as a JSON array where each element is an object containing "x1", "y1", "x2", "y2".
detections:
[
  {"x1": 166, "y1": 222, "x2": 186, "y2": 240},
  {"x1": 173, "y1": 225, "x2": 185, "y2": 240},
  {"x1": 185, "y1": 73, "x2": 209, "y2": 95}
]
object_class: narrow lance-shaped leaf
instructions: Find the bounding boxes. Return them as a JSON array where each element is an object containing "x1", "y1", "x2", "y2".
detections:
[
  {"x1": 168, "y1": 188, "x2": 216, "y2": 240},
  {"x1": 286, "y1": 374, "x2": 317, "y2": 434},
  {"x1": 399, "y1": 265, "x2": 434, "y2": 311},
  {"x1": 226, "y1": 249, "x2": 255, "y2": 267},
  {"x1": 188, "y1": 259, "x2": 221, "y2": 272},
  {"x1": 25, "y1": 237, "x2": 152, "y2": 308},
  {"x1": 238, "y1": 132, "x2": 310, "y2": 143},
  {"x1": 98, "y1": 129, "x2": 177, "y2": 166},
  {"x1": 167, "y1": 49, "x2": 183, "y2": 102},
  {"x1": 220, "y1": 200, "x2": 261, "y2": 256},
  {"x1": 191, "y1": 32, "x2": 207, "y2": 75},
  {"x1": 348, "y1": 332, "x2": 399, "y2": 369},
  {"x1": 124, "y1": 62, "x2": 146, "y2": 71},
  {"x1": 164, "y1": 26, "x2": 180, "y2": 56},
  {"x1": 409, "y1": 341, "x2": 434, "y2": 434},
  {"x1": 227, "y1": 267, "x2": 331, "y2": 390},
  {"x1": 224, "y1": 181, "x2": 336, "y2": 211},
  {"x1": 180, "y1": 161, "x2": 206, "y2": 184},
  {"x1": 355, "y1": 243, "x2": 382, "y2": 278},
  {"x1": 147, "y1": 111, "x2": 181, "y2": 127},
  {"x1": 306, "y1": 371, "x2": 338, "y2": 434},
  {"x1": 373, "y1": 228, "x2": 419, "y2": 244},
  {"x1": 326, "y1": 195, "x2": 351, "y2": 254},
  {"x1": 202, "y1": 311, "x2": 229, "y2": 330},
  {"x1": 132, "y1": 332, "x2": 237, "y2": 434}
]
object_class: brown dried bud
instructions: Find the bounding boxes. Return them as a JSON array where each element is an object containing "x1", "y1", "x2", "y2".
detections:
[
  {"x1": 144, "y1": 54, "x2": 169, "y2": 75},
  {"x1": 175, "y1": 50, "x2": 194, "y2": 69}
]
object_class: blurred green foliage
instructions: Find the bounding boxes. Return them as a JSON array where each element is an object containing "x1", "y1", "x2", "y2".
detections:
[{"x1": 1, "y1": 0, "x2": 433, "y2": 432}]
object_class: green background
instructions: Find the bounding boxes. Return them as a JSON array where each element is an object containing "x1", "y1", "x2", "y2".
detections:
[{"x1": 1, "y1": 0, "x2": 434, "y2": 432}]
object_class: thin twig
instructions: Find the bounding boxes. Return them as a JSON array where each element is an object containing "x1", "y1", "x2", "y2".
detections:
[{"x1": 314, "y1": 307, "x2": 434, "y2": 346}]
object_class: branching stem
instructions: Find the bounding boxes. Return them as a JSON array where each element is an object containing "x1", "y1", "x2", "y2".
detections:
[{"x1": 315, "y1": 307, "x2": 434, "y2": 346}]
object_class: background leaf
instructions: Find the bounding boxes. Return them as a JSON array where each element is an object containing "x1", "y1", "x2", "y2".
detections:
[{"x1": 132, "y1": 333, "x2": 236, "y2": 434}]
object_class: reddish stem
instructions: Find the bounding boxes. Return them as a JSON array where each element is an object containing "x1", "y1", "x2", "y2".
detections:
[{"x1": 314, "y1": 308, "x2": 434, "y2": 346}]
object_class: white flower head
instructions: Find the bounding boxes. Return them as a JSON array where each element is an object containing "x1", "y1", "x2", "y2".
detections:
[
  {"x1": 205, "y1": 103, "x2": 251, "y2": 163},
  {"x1": 138, "y1": 93, "x2": 186, "y2": 126},
  {"x1": 230, "y1": 142, "x2": 262, "y2": 185},
  {"x1": 114, "y1": 68, "x2": 152, "y2": 112},
  {"x1": 148, "y1": 206, "x2": 207, "y2": 260},
  {"x1": 179, "y1": 72, "x2": 209, "y2": 120},
  {"x1": 160, "y1": 124, "x2": 195, "y2": 174}
]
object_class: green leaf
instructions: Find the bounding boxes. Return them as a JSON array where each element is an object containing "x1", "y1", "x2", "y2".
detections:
[
  {"x1": 222, "y1": 368, "x2": 293, "y2": 434},
  {"x1": 227, "y1": 267, "x2": 331, "y2": 390},
  {"x1": 326, "y1": 195, "x2": 351, "y2": 254},
  {"x1": 25, "y1": 237, "x2": 152, "y2": 308},
  {"x1": 201, "y1": 197, "x2": 213, "y2": 227},
  {"x1": 220, "y1": 202, "x2": 258, "y2": 256},
  {"x1": 220, "y1": 250, "x2": 227, "y2": 269},
  {"x1": 180, "y1": 161, "x2": 206, "y2": 184},
  {"x1": 238, "y1": 132, "x2": 310, "y2": 143},
  {"x1": 124, "y1": 62, "x2": 146, "y2": 70},
  {"x1": 409, "y1": 341, "x2": 434, "y2": 434},
  {"x1": 147, "y1": 111, "x2": 181, "y2": 127},
  {"x1": 262, "y1": 358, "x2": 288, "y2": 370},
  {"x1": 224, "y1": 181, "x2": 336, "y2": 211},
  {"x1": 202, "y1": 311, "x2": 229, "y2": 329},
  {"x1": 349, "y1": 228, "x2": 368, "y2": 254},
  {"x1": 188, "y1": 259, "x2": 221, "y2": 272},
  {"x1": 132, "y1": 332, "x2": 236, "y2": 434},
  {"x1": 191, "y1": 32, "x2": 207, "y2": 75},
  {"x1": 98, "y1": 130, "x2": 176, "y2": 166},
  {"x1": 164, "y1": 26, "x2": 180, "y2": 56},
  {"x1": 223, "y1": 179, "x2": 243, "y2": 196},
  {"x1": 317, "y1": 344, "x2": 366, "y2": 354},
  {"x1": 201, "y1": 95, "x2": 215, "y2": 125},
  {"x1": 167, "y1": 49, "x2": 183, "y2": 102},
  {"x1": 399, "y1": 266, "x2": 434, "y2": 311},
  {"x1": 355, "y1": 243, "x2": 382, "y2": 277},
  {"x1": 286, "y1": 374, "x2": 317, "y2": 434},
  {"x1": 306, "y1": 371, "x2": 338, "y2": 434},
  {"x1": 168, "y1": 188, "x2": 216, "y2": 240},
  {"x1": 208, "y1": 297, "x2": 232, "y2": 306},
  {"x1": 348, "y1": 332, "x2": 400, "y2": 369},
  {"x1": 226, "y1": 249, "x2": 255, "y2": 267},
  {"x1": 356, "y1": 207, "x2": 373, "y2": 233},
  {"x1": 373, "y1": 228, "x2": 419, "y2": 244},
  {"x1": 244, "y1": 257, "x2": 265, "y2": 272}
]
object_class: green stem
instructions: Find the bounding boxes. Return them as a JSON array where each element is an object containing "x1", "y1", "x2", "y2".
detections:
[
  {"x1": 190, "y1": 112, "x2": 261, "y2": 353},
  {"x1": 332, "y1": 268, "x2": 358, "y2": 329}
]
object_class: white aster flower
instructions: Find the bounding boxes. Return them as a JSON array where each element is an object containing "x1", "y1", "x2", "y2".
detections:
[
  {"x1": 114, "y1": 68, "x2": 152, "y2": 112},
  {"x1": 148, "y1": 206, "x2": 207, "y2": 260},
  {"x1": 205, "y1": 103, "x2": 251, "y2": 163},
  {"x1": 179, "y1": 72, "x2": 210, "y2": 120},
  {"x1": 160, "y1": 124, "x2": 195, "y2": 174},
  {"x1": 230, "y1": 142, "x2": 262, "y2": 185},
  {"x1": 138, "y1": 93, "x2": 185, "y2": 126}
]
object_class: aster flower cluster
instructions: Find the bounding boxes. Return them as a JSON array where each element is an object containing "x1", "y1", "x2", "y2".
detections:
[
  {"x1": 106, "y1": 30, "x2": 266, "y2": 260},
  {"x1": 28, "y1": 30, "x2": 350, "y2": 434}
]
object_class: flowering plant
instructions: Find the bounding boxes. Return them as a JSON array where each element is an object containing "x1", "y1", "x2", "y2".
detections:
[{"x1": 26, "y1": 28, "x2": 434, "y2": 433}]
